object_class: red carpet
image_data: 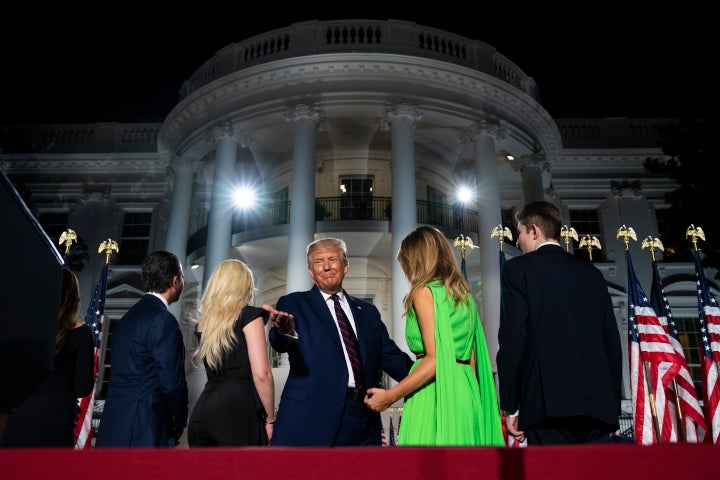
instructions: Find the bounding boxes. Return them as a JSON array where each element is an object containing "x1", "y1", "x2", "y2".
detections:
[{"x1": 2, "y1": 444, "x2": 719, "y2": 479}]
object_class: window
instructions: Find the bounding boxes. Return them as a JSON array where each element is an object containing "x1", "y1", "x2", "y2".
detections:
[
  {"x1": 37, "y1": 211, "x2": 70, "y2": 244},
  {"x1": 340, "y1": 176, "x2": 373, "y2": 220},
  {"x1": 673, "y1": 316, "x2": 703, "y2": 397},
  {"x1": 569, "y1": 208, "x2": 605, "y2": 262},
  {"x1": 118, "y1": 211, "x2": 152, "y2": 265},
  {"x1": 427, "y1": 186, "x2": 446, "y2": 226}
]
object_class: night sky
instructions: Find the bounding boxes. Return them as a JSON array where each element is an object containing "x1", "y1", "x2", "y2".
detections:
[{"x1": 1, "y1": 3, "x2": 712, "y2": 124}]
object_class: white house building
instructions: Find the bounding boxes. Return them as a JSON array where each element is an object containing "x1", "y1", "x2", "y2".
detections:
[{"x1": 1, "y1": 19, "x2": 711, "y2": 441}]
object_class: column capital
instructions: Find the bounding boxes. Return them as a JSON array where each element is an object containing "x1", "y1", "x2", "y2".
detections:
[
  {"x1": 284, "y1": 104, "x2": 324, "y2": 124},
  {"x1": 380, "y1": 103, "x2": 423, "y2": 131},
  {"x1": 459, "y1": 120, "x2": 507, "y2": 144},
  {"x1": 508, "y1": 152, "x2": 546, "y2": 173},
  {"x1": 210, "y1": 122, "x2": 247, "y2": 146}
]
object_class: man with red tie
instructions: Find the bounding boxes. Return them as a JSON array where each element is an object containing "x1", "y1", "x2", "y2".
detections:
[{"x1": 268, "y1": 238, "x2": 412, "y2": 446}]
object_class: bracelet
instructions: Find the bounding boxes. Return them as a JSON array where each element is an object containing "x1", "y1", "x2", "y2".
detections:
[{"x1": 266, "y1": 418, "x2": 277, "y2": 425}]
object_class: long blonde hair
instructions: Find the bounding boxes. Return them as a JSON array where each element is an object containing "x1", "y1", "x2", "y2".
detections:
[
  {"x1": 194, "y1": 259, "x2": 255, "y2": 371},
  {"x1": 397, "y1": 225, "x2": 469, "y2": 315}
]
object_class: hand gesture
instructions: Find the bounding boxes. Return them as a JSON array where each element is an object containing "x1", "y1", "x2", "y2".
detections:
[{"x1": 262, "y1": 303, "x2": 295, "y2": 335}]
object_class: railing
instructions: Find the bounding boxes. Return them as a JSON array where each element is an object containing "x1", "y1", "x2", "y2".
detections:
[
  {"x1": 186, "y1": 197, "x2": 480, "y2": 254},
  {"x1": 179, "y1": 19, "x2": 537, "y2": 101}
]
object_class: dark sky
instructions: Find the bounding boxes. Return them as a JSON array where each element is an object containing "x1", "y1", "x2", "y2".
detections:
[{"x1": 1, "y1": 4, "x2": 712, "y2": 124}]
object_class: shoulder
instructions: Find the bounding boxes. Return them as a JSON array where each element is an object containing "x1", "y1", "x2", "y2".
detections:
[{"x1": 239, "y1": 305, "x2": 268, "y2": 326}]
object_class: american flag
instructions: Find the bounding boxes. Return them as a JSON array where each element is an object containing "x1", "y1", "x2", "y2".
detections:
[
  {"x1": 626, "y1": 251, "x2": 680, "y2": 444},
  {"x1": 74, "y1": 263, "x2": 108, "y2": 449},
  {"x1": 692, "y1": 250, "x2": 720, "y2": 443},
  {"x1": 380, "y1": 424, "x2": 387, "y2": 446},
  {"x1": 388, "y1": 413, "x2": 396, "y2": 446},
  {"x1": 650, "y1": 259, "x2": 708, "y2": 443}
]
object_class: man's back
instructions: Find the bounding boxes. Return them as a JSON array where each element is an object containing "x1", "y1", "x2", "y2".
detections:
[
  {"x1": 96, "y1": 295, "x2": 188, "y2": 447},
  {"x1": 499, "y1": 244, "x2": 622, "y2": 428}
]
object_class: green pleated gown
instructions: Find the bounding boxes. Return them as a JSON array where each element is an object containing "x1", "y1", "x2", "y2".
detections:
[{"x1": 398, "y1": 281, "x2": 505, "y2": 446}]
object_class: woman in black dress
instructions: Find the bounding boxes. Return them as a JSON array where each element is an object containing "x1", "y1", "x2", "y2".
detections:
[
  {"x1": 188, "y1": 260, "x2": 279, "y2": 446},
  {"x1": 1, "y1": 269, "x2": 94, "y2": 447}
]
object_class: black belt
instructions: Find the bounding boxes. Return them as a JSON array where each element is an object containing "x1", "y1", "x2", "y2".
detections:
[
  {"x1": 346, "y1": 388, "x2": 365, "y2": 401},
  {"x1": 416, "y1": 354, "x2": 469, "y2": 364}
]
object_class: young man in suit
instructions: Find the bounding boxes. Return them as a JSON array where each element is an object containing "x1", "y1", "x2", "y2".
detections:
[
  {"x1": 268, "y1": 237, "x2": 412, "y2": 446},
  {"x1": 497, "y1": 201, "x2": 622, "y2": 445},
  {"x1": 96, "y1": 251, "x2": 188, "y2": 447}
]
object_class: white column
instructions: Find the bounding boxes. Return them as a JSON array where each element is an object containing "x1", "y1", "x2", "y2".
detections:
[
  {"x1": 461, "y1": 121, "x2": 505, "y2": 369},
  {"x1": 203, "y1": 122, "x2": 242, "y2": 289},
  {"x1": 510, "y1": 152, "x2": 549, "y2": 204},
  {"x1": 383, "y1": 103, "x2": 423, "y2": 353},
  {"x1": 284, "y1": 104, "x2": 323, "y2": 293},
  {"x1": 165, "y1": 156, "x2": 198, "y2": 271}
]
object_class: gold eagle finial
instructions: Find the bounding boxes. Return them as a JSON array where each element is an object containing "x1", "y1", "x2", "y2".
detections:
[
  {"x1": 58, "y1": 229, "x2": 77, "y2": 254},
  {"x1": 490, "y1": 225, "x2": 513, "y2": 252},
  {"x1": 579, "y1": 235, "x2": 602, "y2": 262},
  {"x1": 641, "y1": 236, "x2": 664, "y2": 262},
  {"x1": 686, "y1": 224, "x2": 705, "y2": 252},
  {"x1": 560, "y1": 225, "x2": 578, "y2": 252},
  {"x1": 616, "y1": 225, "x2": 637, "y2": 251},
  {"x1": 98, "y1": 238, "x2": 119, "y2": 264},
  {"x1": 453, "y1": 234, "x2": 478, "y2": 259}
]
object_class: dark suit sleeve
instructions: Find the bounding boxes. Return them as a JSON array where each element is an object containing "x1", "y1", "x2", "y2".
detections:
[
  {"x1": 148, "y1": 312, "x2": 188, "y2": 429},
  {"x1": 497, "y1": 261, "x2": 528, "y2": 413},
  {"x1": 74, "y1": 325, "x2": 95, "y2": 398},
  {"x1": 380, "y1": 328, "x2": 413, "y2": 382},
  {"x1": 268, "y1": 295, "x2": 298, "y2": 353},
  {"x1": 373, "y1": 304, "x2": 412, "y2": 381}
]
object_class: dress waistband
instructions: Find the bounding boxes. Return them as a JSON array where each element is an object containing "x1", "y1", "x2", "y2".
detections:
[{"x1": 415, "y1": 354, "x2": 469, "y2": 365}]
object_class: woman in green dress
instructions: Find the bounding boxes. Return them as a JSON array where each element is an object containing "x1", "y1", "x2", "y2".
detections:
[{"x1": 365, "y1": 225, "x2": 504, "y2": 446}]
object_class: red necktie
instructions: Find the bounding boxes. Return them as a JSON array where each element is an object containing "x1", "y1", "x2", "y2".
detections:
[{"x1": 331, "y1": 294, "x2": 364, "y2": 391}]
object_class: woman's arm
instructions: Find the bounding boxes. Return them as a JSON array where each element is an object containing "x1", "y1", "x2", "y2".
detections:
[
  {"x1": 244, "y1": 317, "x2": 276, "y2": 441},
  {"x1": 364, "y1": 286, "x2": 436, "y2": 411}
]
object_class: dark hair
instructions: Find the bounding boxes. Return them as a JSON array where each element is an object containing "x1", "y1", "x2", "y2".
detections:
[
  {"x1": 141, "y1": 251, "x2": 182, "y2": 293},
  {"x1": 56, "y1": 269, "x2": 81, "y2": 354},
  {"x1": 515, "y1": 200, "x2": 562, "y2": 241}
]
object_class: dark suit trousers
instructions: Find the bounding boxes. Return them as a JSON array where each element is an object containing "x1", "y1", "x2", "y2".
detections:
[
  {"x1": 333, "y1": 394, "x2": 377, "y2": 446},
  {"x1": 525, "y1": 416, "x2": 615, "y2": 445}
]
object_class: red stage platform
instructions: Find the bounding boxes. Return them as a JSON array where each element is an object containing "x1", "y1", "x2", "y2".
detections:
[{"x1": 2, "y1": 444, "x2": 719, "y2": 480}]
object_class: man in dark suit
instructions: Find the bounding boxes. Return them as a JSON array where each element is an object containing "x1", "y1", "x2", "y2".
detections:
[
  {"x1": 497, "y1": 201, "x2": 622, "y2": 445},
  {"x1": 96, "y1": 251, "x2": 188, "y2": 447},
  {"x1": 268, "y1": 237, "x2": 412, "y2": 446}
]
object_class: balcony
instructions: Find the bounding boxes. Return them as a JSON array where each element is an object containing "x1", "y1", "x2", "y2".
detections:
[{"x1": 186, "y1": 196, "x2": 479, "y2": 254}]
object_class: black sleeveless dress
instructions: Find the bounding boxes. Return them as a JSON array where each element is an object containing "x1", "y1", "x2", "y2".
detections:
[{"x1": 188, "y1": 306, "x2": 270, "y2": 446}]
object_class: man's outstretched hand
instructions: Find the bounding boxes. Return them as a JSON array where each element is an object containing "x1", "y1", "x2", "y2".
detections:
[{"x1": 262, "y1": 303, "x2": 295, "y2": 335}]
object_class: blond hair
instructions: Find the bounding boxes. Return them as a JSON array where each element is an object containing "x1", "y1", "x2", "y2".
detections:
[
  {"x1": 194, "y1": 259, "x2": 255, "y2": 371},
  {"x1": 397, "y1": 225, "x2": 469, "y2": 315}
]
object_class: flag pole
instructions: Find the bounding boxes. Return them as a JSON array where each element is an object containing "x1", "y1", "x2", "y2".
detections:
[
  {"x1": 74, "y1": 238, "x2": 118, "y2": 449},
  {"x1": 686, "y1": 225, "x2": 720, "y2": 378},
  {"x1": 642, "y1": 236, "x2": 686, "y2": 442},
  {"x1": 579, "y1": 234, "x2": 601, "y2": 262},
  {"x1": 560, "y1": 225, "x2": 577, "y2": 252},
  {"x1": 453, "y1": 233, "x2": 478, "y2": 282},
  {"x1": 617, "y1": 225, "x2": 661, "y2": 443}
]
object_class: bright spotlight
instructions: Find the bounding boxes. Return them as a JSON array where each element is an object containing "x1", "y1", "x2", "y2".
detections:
[
  {"x1": 233, "y1": 185, "x2": 258, "y2": 210},
  {"x1": 456, "y1": 186, "x2": 474, "y2": 204}
]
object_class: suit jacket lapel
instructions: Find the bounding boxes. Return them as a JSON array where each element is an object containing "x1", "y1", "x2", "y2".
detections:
[{"x1": 309, "y1": 286, "x2": 345, "y2": 354}]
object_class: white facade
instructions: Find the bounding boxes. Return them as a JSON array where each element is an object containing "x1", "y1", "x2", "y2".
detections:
[{"x1": 1, "y1": 20, "x2": 710, "y2": 437}]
